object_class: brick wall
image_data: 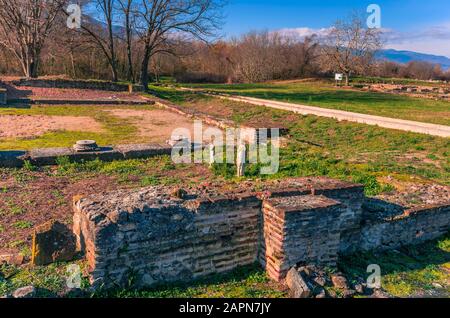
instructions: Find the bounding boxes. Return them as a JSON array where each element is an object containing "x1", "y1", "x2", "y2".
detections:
[
  {"x1": 73, "y1": 178, "x2": 450, "y2": 289},
  {"x1": 260, "y1": 195, "x2": 344, "y2": 281},
  {"x1": 73, "y1": 188, "x2": 261, "y2": 289}
]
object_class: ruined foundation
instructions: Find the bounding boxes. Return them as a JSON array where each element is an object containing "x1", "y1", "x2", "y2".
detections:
[
  {"x1": 73, "y1": 177, "x2": 450, "y2": 289},
  {"x1": 12, "y1": 78, "x2": 144, "y2": 92},
  {"x1": 0, "y1": 143, "x2": 172, "y2": 168},
  {"x1": 0, "y1": 87, "x2": 6, "y2": 105}
]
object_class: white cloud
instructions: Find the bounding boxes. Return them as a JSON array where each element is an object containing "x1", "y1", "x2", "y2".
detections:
[
  {"x1": 274, "y1": 23, "x2": 450, "y2": 58},
  {"x1": 383, "y1": 23, "x2": 450, "y2": 57},
  {"x1": 275, "y1": 27, "x2": 332, "y2": 40}
]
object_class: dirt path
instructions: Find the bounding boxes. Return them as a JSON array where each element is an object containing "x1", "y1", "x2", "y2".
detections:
[
  {"x1": 208, "y1": 94, "x2": 450, "y2": 138},
  {"x1": 106, "y1": 109, "x2": 217, "y2": 142},
  {"x1": 0, "y1": 115, "x2": 104, "y2": 138}
]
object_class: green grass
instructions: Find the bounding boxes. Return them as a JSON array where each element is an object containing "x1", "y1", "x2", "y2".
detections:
[
  {"x1": 0, "y1": 105, "x2": 155, "y2": 150},
  {"x1": 175, "y1": 81, "x2": 450, "y2": 125},
  {"x1": 0, "y1": 260, "x2": 90, "y2": 297},
  {"x1": 340, "y1": 233, "x2": 450, "y2": 298},
  {"x1": 0, "y1": 262, "x2": 286, "y2": 298},
  {"x1": 350, "y1": 76, "x2": 448, "y2": 86},
  {"x1": 12, "y1": 221, "x2": 33, "y2": 229},
  {"x1": 99, "y1": 264, "x2": 286, "y2": 298},
  {"x1": 148, "y1": 86, "x2": 450, "y2": 191}
]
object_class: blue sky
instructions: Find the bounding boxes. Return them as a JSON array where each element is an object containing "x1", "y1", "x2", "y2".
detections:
[{"x1": 222, "y1": 0, "x2": 450, "y2": 57}]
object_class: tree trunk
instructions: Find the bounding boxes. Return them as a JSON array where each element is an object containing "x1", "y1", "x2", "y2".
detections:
[
  {"x1": 28, "y1": 60, "x2": 39, "y2": 79},
  {"x1": 107, "y1": 10, "x2": 118, "y2": 82},
  {"x1": 70, "y1": 51, "x2": 76, "y2": 78},
  {"x1": 140, "y1": 53, "x2": 150, "y2": 91},
  {"x1": 125, "y1": 9, "x2": 134, "y2": 83},
  {"x1": 111, "y1": 62, "x2": 118, "y2": 82},
  {"x1": 345, "y1": 72, "x2": 349, "y2": 86},
  {"x1": 126, "y1": 46, "x2": 134, "y2": 83}
]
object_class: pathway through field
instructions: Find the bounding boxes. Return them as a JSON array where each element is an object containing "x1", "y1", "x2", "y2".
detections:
[{"x1": 209, "y1": 93, "x2": 450, "y2": 137}]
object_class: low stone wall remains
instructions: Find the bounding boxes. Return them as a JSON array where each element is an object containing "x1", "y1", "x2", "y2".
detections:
[
  {"x1": 73, "y1": 177, "x2": 450, "y2": 289},
  {"x1": 73, "y1": 188, "x2": 262, "y2": 288},
  {"x1": 351, "y1": 205, "x2": 450, "y2": 252},
  {"x1": 12, "y1": 79, "x2": 144, "y2": 92},
  {"x1": 0, "y1": 87, "x2": 6, "y2": 105},
  {"x1": 0, "y1": 143, "x2": 172, "y2": 168}
]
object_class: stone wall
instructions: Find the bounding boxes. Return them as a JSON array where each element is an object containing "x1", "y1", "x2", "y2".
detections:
[
  {"x1": 73, "y1": 188, "x2": 262, "y2": 289},
  {"x1": 72, "y1": 177, "x2": 450, "y2": 289},
  {"x1": 353, "y1": 205, "x2": 450, "y2": 252},
  {"x1": 0, "y1": 143, "x2": 172, "y2": 168},
  {"x1": 12, "y1": 79, "x2": 143, "y2": 92},
  {"x1": 261, "y1": 195, "x2": 344, "y2": 281},
  {"x1": 0, "y1": 87, "x2": 6, "y2": 105}
]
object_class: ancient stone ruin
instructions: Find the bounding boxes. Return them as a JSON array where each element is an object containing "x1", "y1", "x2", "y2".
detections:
[
  {"x1": 0, "y1": 80, "x2": 7, "y2": 105},
  {"x1": 72, "y1": 177, "x2": 450, "y2": 289},
  {"x1": 12, "y1": 78, "x2": 144, "y2": 92},
  {"x1": 0, "y1": 88, "x2": 6, "y2": 105},
  {"x1": 0, "y1": 143, "x2": 172, "y2": 168},
  {"x1": 361, "y1": 83, "x2": 450, "y2": 100}
]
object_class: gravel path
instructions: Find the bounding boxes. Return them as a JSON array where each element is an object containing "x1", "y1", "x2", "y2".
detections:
[{"x1": 212, "y1": 94, "x2": 450, "y2": 137}]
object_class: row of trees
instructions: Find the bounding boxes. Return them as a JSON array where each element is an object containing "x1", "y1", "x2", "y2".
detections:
[
  {"x1": 0, "y1": 0, "x2": 224, "y2": 88},
  {"x1": 372, "y1": 60, "x2": 450, "y2": 81},
  {"x1": 1, "y1": 2, "x2": 448, "y2": 85}
]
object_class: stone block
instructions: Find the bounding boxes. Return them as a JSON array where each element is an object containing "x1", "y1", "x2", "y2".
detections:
[
  {"x1": 115, "y1": 143, "x2": 172, "y2": 159},
  {"x1": 285, "y1": 267, "x2": 311, "y2": 298},
  {"x1": 331, "y1": 273, "x2": 349, "y2": 289},
  {"x1": 0, "y1": 253, "x2": 24, "y2": 265},
  {"x1": 0, "y1": 151, "x2": 26, "y2": 168},
  {"x1": 27, "y1": 147, "x2": 73, "y2": 166},
  {"x1": 12, "y1": 286, "x2": 36, "y2": 298},
  {"x1": 69, "y1": 147, "x2": 124, "y2": 162},
  {"x1": 0, "y1": 88, "x2": 6, "y2": 105}
]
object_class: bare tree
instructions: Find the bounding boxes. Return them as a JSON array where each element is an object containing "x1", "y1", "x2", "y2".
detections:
[
  {"x1": 0, "y1": 0, "x2": 67, "y2": 78},
  {"x1": 117, "y1": 0, "x2": 135, "y2": 82},
  {"x1": 80, "y1": 0, "x2": 120, "y2": 81},
  {"x1": 297, "y1": 35, "x2": 318, "y2": 77},
  {"x1": 321, "y1": 14, "x2": 382, "y2": 86},
  {"x1": 134, "y1": 0, "x2": 224, "y2": 90}
]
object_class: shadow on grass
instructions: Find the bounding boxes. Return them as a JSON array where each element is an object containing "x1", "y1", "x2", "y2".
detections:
[
  {"x1": 96, "y1": 263, "x2": 284, "y2": 298},
  {"x1": 339, "y1": 232, "x2": 450, "y2": 280},
  {"x1": 238, "y1": 90, "x2": 408, "y2": 106}
]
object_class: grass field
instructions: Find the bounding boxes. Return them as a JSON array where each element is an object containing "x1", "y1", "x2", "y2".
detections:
[
  {"x1": 150, "y1": 86, "x2": 450, "y2": 192},
  {"x1": 0, "y1": 104, "x2": 203, "y2": 150},
  {"x1": 1, "y1": 84, "x2": 449, "y2": 298},
  {"x1": 178, "y1": 81, "x2": 450, "y2": 126},
  {"x1": 0, "y1": 105, "x2": 149, "y2": 150}
]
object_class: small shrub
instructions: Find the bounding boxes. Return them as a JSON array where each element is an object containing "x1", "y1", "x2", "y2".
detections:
[
  {"x1": 141, "y1": 176, "x2": 160, "y2": 186},
  {"x1": 13, "y1": 221, "x2": 33, "y2": 230},
  {"x1": 23, "y1": 160, "x2": 37, "y2": 172}
]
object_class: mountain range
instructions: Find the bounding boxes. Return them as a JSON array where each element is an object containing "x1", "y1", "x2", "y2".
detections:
[{"x1": 376, "y1": 49, "x2": 450, "y2": 70}]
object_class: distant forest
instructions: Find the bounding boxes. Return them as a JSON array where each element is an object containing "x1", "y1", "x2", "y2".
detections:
[{"x1": 1, "y1": 0, "x2": 449, "y2": 86}]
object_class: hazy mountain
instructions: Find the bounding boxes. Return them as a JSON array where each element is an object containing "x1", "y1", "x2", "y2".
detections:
[{"x1": 376, "y1": 49, "x2": 450, "y2": 70}]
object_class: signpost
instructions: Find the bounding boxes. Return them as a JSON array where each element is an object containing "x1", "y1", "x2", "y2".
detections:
[{"x1": 335, "y1": 73, "x2": 343, "y2": 86}]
